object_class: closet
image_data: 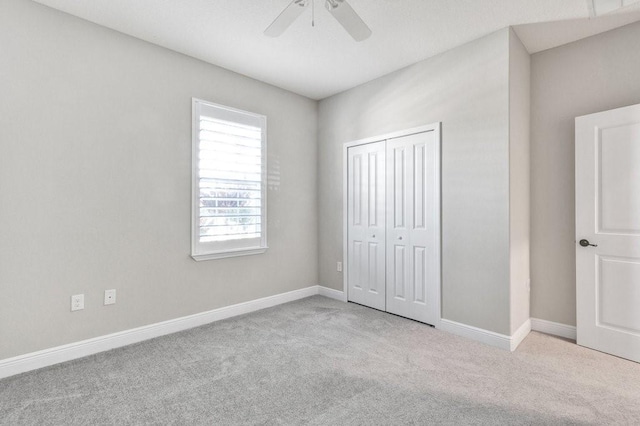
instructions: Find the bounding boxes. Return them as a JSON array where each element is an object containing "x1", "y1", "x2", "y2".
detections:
[{"x1": 344, "y1": 125, "x2": 441, "y2": 325}]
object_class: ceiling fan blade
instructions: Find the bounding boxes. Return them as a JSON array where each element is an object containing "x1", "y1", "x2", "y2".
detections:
[
  {"x1": 325, "y1": 0, "x2": 371, "y2": 41},
  {"x1": 264, "y1": 0, "x2": 309, "y2": 37}
]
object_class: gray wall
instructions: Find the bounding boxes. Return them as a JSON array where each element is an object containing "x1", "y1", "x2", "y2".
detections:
[
  {"x1": 9, "y1": 0, "x2": 634, "y2": 356},
  {"x1": 0, "y1": 0, "x2": 318, "y2": 359},
  {"x1": 318, "y1": 29, "x2": 513, "y2": 335},
  {"x1": 508, "y1": 29, "x2": 531, "y2": 333},
  {"x1": 530, "y1": 21, "x2": 640, "y2": 326}
]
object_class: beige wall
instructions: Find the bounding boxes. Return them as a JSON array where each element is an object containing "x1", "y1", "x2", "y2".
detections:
[
  {"x1": 318, "y1": 29, "x2": 513, "y2": 335},
  {"x1": 508, "y1": 29, "x2": 531, "y2": 333},
  {"x1": 8, "y1": 0, "x2": 634, "y2": 357},
  {"x1": 530, "y1": 21, "x2": 640, "y2": 325},
  {"x1": 0, "y1": 0, "x2": 318, "y2": 359}
]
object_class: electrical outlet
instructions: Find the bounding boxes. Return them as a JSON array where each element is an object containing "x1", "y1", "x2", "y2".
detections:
[
  {"x1": 71, "y1": 294, "x2": 84, "y2": 311},
  {"x1": 104, "y1": 289, "x2": 116, "y2": 305},
  {"x1": 337, "y1": 261, "x2": 343, "y2": 272}
]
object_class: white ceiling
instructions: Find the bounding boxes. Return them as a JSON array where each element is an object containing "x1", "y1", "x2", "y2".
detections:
[{"x1": 32, "y1": 0, "x2": 640, "y2": 100}]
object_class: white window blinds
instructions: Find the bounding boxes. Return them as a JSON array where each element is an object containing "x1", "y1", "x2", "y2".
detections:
[{"x1": 192, "y1": 100, "x2": 267, "y2": 260}]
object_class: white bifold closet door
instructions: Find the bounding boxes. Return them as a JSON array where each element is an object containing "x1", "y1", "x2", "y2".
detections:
[
  {"x1": 347, "y1": 141, "x2": 386, "y2": 311},
  {"x1": 386, "y1": 132, "x2": 440, "y2": 325},
  {"x1": 346, "y1": 130, "x2": 440, "y2": 325}
]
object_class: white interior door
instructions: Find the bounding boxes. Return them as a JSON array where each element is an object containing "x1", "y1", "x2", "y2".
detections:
[
  {"x1": 576, "y1": 103, "x2": 640, "y2": 363},
  {"x1": 386, "y1": 131, "x2": 440, "y2": 325},
  {"x1": 347, "y1": 141, "x2": 386, "y2": 311}
]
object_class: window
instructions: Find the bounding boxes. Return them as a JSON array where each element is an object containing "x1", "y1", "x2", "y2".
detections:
[{"x1": 191, "y1": 99, "x2": 267, "y2": 260}]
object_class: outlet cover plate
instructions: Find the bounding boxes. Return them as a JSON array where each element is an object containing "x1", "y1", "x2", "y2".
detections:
[
  {"x1": 104, "y1": 289, "x2": 116, "y2": 305},
  {"x1": 71, "y1": 294, "x2": 84, "y2": 311}
]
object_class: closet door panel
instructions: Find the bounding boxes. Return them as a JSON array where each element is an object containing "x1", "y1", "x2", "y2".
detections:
[
  {"x1": 386, "y1": 131, "x2": 440, "y2": 324},
  {"x1": 387, "y1": 142, "x2": 412, "y2": 307},
  {"x1": 347, "y1": 142, "x2": 386, "y2": 310}
]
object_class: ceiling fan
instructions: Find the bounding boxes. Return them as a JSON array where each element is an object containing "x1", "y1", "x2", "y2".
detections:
[{"x1": 264, "y1": 0, "x2": 372, "y2": 42}]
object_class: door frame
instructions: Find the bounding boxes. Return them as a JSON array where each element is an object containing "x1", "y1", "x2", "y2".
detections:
[{"x1": 342, "y1": 122, "x2": 442, "y2": 326}]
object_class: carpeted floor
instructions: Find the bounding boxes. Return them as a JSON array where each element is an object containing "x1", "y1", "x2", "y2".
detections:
[{"x1": 2, "y1": 295, "x2": 640, "y2": 425}]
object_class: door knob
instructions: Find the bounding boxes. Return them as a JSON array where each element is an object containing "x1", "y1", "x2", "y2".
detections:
[
  {"x1": 398, "y1": 236, "x2": 403, "y2": 240},
  {"x1": 579, "y1": 239, "x2": 598, "y2": 247}
]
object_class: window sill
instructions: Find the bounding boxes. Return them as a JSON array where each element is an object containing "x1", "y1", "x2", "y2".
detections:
[{"x1": 191, "y1": 247, "x2": 268, "y2": 261}]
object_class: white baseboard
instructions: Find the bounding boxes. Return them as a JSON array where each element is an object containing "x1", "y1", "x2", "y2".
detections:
[
  {"x1": 4, "y1": 286, "x2": 573, "y2": 381},
  {"x1": 0, "y1": 285, "x2": 337, "y2": 380},
  {"x1": 510, "y1": 319, "x2": 532, "y2": 351},
  {"x1": 438, "y1": 319, "x2": 531, "y2": 352},
  {"x1": 531, "y1": 318, "x2": 576, "y2": 340},
  {"x1": 318, "y1": 286, "x2": 347, "y2": 302},
  {"x1": 438, "y1": 319, "x2": 512, "y2": 351}
]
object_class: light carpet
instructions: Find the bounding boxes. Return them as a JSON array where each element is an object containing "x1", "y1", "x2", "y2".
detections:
[{"x1": 1, "y1": 295, "x2": 640, "y2": 425}]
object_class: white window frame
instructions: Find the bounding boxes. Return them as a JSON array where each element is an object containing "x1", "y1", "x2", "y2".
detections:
[{"x1": 191, "y1": 98, "x2": 268, "y2": 261}]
